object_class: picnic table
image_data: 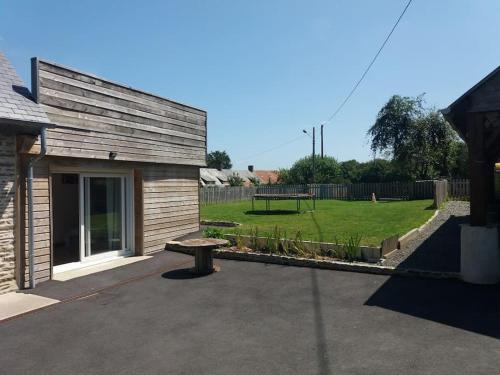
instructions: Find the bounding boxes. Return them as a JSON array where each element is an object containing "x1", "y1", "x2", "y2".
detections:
[
  {"x1": 252, "y1": 193, "x2": 316, "y2": 211},
  {"x1": 173, "y1": 238, "x2": 229, "y2": 275}
]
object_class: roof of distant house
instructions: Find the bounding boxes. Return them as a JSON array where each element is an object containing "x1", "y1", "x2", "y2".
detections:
[
  {"x1": 200, "y1": 169, "x2": 221, "y2": 184},
  {"x1": 0, "y1": 52, "x2": 51, "y2": 127},
  {"x1": 200, "y1": 168, "x2": 259, "y2": 186},
  {"x1": 254, "y1": 170, "x2": 279, "y2": 184}
]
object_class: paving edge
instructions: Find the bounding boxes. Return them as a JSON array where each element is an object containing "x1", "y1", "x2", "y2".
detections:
[
  {"x1": 394, "y1": 208, "x2": 441, "y2": 253},
  {"x1": 201, "y1": 220, "x2": 241, "y2": 227},
  {"x1": 168, "y1": 247, "x2": 461, "y2": 280}
]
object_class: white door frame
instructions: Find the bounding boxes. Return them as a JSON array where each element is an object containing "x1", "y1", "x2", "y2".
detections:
[{"x1": 52, "y1": 170, "x2": 134, "y2": 274}]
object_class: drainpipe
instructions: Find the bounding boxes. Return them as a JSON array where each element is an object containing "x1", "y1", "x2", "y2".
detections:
[{"x1": 27, "y1": 127, "x2": 47, "y2": 289}]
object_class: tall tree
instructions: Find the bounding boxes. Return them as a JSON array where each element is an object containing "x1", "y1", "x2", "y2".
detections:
[
  {"x1": 340, "y1": 159, "x2": 362, "y2": 183},
  {"x1": 449, "y1": 141, "x2": 469, "y2": 178},
  {"x1": 368, "y1": 95, "x2": 460, "y2": 180},
  {"x1": 207, "y1": 150, "x2": 232, "y2": 169},
  {"x1": 279, "y1": 155, "x2": 341, "y2": 184},
  {"x1": 358, "y1": 159, "x2": 409, "y2": 183}
]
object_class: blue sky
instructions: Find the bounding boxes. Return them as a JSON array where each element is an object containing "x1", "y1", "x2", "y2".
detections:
[{"x1": 2, "y1": 0, "x2": 500, "y2": 169}]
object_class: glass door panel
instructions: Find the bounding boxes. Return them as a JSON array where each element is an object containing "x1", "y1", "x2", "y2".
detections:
[{"x1": 83, "y1": 176, "x2": 125, "y2": 256}]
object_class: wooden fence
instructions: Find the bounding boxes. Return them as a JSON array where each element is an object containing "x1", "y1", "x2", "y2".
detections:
[
  {"x1": 448, "y1": 179, "x2": 470, "y2": 200},
  {"x1": 200, "y1": 181, "x2": 435, "y2": 205},
  {"x1": 256, "y1": 181, "x2": 435, "y2": 200},
  {"x1": 200, "y1": 179, "x2": 471, "y2": 205},
  {"x1": 200, "y1": 186, "x2": 257, "y2": 205},
  {"x1": 433, "y1": 180, "x2": 448, "y2": 208}
]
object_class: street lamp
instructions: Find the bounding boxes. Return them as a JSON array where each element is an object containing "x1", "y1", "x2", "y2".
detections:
[{"x1": 303, "y1": 127, "x2": 316, "y2": 184}]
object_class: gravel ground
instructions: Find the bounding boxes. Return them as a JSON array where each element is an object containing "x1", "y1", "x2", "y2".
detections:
[{"x1": 383, "y1": 201, "x2": 470, "y2": 272}]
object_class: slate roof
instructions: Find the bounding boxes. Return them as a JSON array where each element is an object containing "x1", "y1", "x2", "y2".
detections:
[
  {"x1": 0, "y1": 52, "x2": 50, "y2": 124},
  {"x1": 200, "y1": 168, "x2": 223, "y2": 185},
  {"x1": 200, "y1": 168, "x2": 260, "y2": 186}
]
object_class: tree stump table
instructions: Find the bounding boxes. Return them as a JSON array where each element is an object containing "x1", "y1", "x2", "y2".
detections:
[{"x1": 175, "y1": 238, "x2": 229, "y2": 275}]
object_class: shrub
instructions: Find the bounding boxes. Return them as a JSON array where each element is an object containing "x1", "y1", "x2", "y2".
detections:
[
  {"x1": 291, "y1": 230, "x2": 307, "y2": 257},
  {"x1": 228, "y1": 173, "x2": 244, "y2": 186},
  {"x1": 203, "y1": 227, "x2": 224, "y2": 239},
  {"x1": 249, "y1": 227, "x2": 260, "y2": 250},
  {"x1": 248, "y1": 176, "x2": 260, "y2": 186},
  {"x1": 340, "y1": 234, "x2": 362, "y2": 262},
  {"x1": 233, "y1": 229, "x2": 244, "y2": 249}
]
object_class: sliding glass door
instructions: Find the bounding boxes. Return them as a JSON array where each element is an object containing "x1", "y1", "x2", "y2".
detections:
[{"x1": 80, "y1": 174, "x2": 131, "y2": 260}]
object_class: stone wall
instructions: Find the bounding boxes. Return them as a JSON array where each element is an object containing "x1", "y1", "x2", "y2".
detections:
[{"x1": 0, "y1": 135, "x2": 17, "y2": 293}]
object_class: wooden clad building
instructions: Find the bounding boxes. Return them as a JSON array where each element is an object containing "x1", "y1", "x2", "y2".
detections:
[
  {"x1": 12, "y1": 58, "x2": 206, "y2": 288},
  {"x1": 443, "y1": 65, "x2": 500, "y2": 284}
]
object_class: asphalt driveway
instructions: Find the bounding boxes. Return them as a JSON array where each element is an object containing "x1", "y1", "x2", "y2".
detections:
[{"x1": 1, "y1": 251, "x2": 499, "y2": 375}]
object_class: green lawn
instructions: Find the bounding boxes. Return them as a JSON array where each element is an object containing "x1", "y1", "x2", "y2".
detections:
[{"x1": 201, "y1": 199, "x2": 435, "y2": 246}]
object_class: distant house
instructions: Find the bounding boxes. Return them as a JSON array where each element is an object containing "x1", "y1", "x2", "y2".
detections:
[
  {"x1": 254, "y1": 170, "x2": 279, "y2": 184},
  {"x1": 200, "y1": 167, "x2": 259, "y2": 187},
  {"x1": 200, "y1": 168, "x2": 229, "y2": 186},
  {"x1": 200, "y1": 168, "x2": 223, "y2": 186},
  {"x1": 0, "y1": 53, "x2": 207, "y2": 291}
]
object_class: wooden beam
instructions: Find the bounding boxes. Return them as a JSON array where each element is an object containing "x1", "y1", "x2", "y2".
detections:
[{"x1": 467, "y1": 113, "x2": 488, "y2": 226}]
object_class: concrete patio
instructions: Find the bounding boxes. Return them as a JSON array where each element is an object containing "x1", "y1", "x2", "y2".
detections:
[{"x1": 1, "y1": 251, "x2": 499, "y2": 375}]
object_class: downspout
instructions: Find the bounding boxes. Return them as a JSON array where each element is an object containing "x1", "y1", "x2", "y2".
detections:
[{"x1": 27, "y1": 127, "x2": 47, "y2": 288}]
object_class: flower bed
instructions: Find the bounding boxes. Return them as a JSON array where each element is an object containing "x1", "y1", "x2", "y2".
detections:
[
  {"x1": 166, "y1": 241, "x2": 460, "y2": 280},
  {"x1": 222, "y1": 234, "x2": 382, "y2": 263}
]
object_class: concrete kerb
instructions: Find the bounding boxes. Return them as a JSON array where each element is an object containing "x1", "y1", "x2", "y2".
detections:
[
  {"x1": 200, "y1": 220, "x2": 241, "y2": 227},
  {"x1": 167, "y1": 242, "x2": 460, "y2": 281},
  {"x1": 383, "y1": 209, "x2": 441, "y2": 259}
]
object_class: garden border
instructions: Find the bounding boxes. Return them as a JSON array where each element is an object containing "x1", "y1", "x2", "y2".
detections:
[
  {"x1": 383, "y1": 208, "x2": 441, "y2": 258},
  {"x1": 200, "y1": 220, "x2": 241, "y2": 227},
  {"x1": 166, "y1": 244, "x2": 460, "y2": 280},
  {"x1": 222, "y1": 234, "x2": 382, "y2": 263}
]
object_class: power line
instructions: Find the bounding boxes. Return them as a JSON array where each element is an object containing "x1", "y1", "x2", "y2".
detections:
[
  {"x1": 323, "y1": 0, "x2": 413, "y2": 125},
  {"x1": 234, "y1": 0, "x2": 413, "y2": 163},
  {"x1": 236, "y1": 134, "x2": 306, "y2": 164}
]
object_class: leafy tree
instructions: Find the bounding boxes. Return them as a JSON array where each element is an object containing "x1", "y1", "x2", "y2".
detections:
[
  {"x1": 283, "y1": 155, "x2": 341, "y2": 184},
  {"x1": 358, "y1": 159, "x2": 409, "y2": 183},
  {"x1": 248, "y1": 176, "x2": 260, "y2": 186},
  {"x1": 368, "y1": 95, "x2": 461, "y2": 180},
  {"x1": 277, "y1": 168, "x2": 291, "y2": 184},
  {"x1": 449, "y1": 141, "x2": 468, "y2": 178},
  {"x1": 227, "y1": 173, "x2": 244, "y2": 186},
  {"x1": 340, "y1": 160, "x2": 362, "y2": 183},
  {"x1": 207, "y1": 150, "x2": 232, "y2": 169}
]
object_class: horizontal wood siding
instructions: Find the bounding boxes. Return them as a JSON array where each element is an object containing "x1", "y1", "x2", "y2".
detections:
[
  {"x1": 143, "y1": 165, "x2": 200, "y2": 253},
  {"x1": 33, "y1": 59, "x2": 207, "y2": 166},
  {"x1": 20, "y1": 158, "x2": 201, "y2": 285},
  {"x1": 0, "y1": 135, "x2": 17, "y2": 293}
]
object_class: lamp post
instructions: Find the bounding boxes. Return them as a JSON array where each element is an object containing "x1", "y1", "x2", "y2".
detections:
[
  {"x1": 303, "y1": 127, "x2": 316, "y2": 183},
  {"x1": 320, "y1": 123, "x2": 324, "y2": 158}
]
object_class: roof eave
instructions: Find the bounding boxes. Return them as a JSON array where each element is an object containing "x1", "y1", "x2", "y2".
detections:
[
  {"x1": 0, "y1": 117, "x2": 54, "y2": 135},
  {"x1": 446, "y1": 65, "x2": 500, "y2": 113}
]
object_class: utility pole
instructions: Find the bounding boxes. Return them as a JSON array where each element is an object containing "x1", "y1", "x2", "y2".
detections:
[
  {"x1": 303, "y1": 127, "x2": 316, "y2": 184},
  {"x1": 312, "y1": 126, "x2": 316, "y2": 184},
  {"x1": 320, "y1": 124, "x2": 324, "y2": 158}
]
